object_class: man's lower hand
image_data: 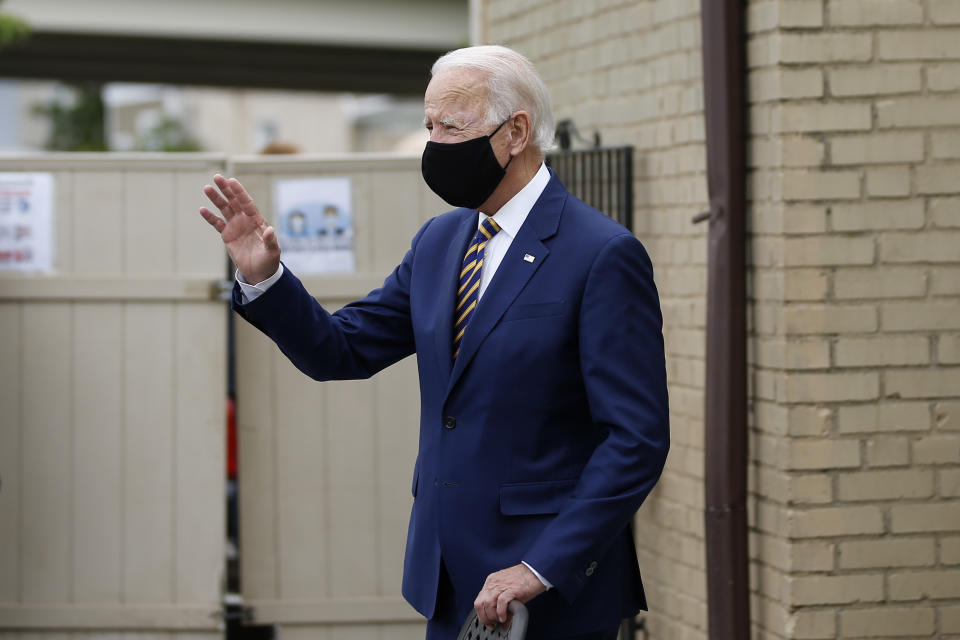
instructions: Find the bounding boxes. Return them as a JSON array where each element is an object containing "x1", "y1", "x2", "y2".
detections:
[{"x1": 474, "y1": 563, "x2": 547, "y2": 629}]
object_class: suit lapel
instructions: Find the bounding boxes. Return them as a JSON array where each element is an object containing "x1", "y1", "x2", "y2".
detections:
[
  {"x1": 434, "y1": 211, "x2": 479, "y2": 378},
  {"x1": 445, "y1": 174, "x2": 567, "y2": 396}
]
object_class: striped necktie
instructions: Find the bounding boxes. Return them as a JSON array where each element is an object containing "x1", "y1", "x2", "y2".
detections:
[{"x1": 453, "y1": 216, "x2": 501, "y2": 359}]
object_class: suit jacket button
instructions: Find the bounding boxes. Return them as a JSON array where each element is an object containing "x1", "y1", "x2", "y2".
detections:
[
  {"x1": 444, "y1": 416, "x2": 457, "y2": 429},
  {"x1": 585, "y1": 561, "x2": 597, "y2": 576}
]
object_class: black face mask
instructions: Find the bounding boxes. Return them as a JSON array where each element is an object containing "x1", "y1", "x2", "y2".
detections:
[{"x1": 421, "y1": 118, "x2": 513, "y2": 209}]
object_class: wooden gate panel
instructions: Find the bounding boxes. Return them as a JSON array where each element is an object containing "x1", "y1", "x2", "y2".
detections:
[
  {"x1": 124, "y1": 172, "x2": 177, "y2": 275},
  {"x1": 273, "y1": 349, "x2": 330, "y2": 599},
  {"x1": 0, "y1": 154, "x2": 228, "y2": 638},
  {"x1": 373, "y1": 355, "x2": 421, "y2": 596},
  {"x1": 0, "y1": 304, "x2": 21, "y2": 603},
  {"x1": 232, "y1": 157, "x2": 442, "y2": 636},
  {"x1": 234, "y1": 321, "x2": 279, "y2": 602},
  {"x1": 174, "y1": 303, "x2": 227, "y2": 605},
  {"x1": 323, "y1": 375, "x2": 380, "y2": 599},
  {"x1": 72, "y1": 171, "x2": 125, "y2": 274},
  {"x1": 20, "y1": 302, "x2": 73, "y2": 604},
  {"x1": 72, "y1": 303, "x2": 125, "y2": 603},
  {"x1": 174, "y1": 170, "x2": 226, "y2": 275},
  {"x1": 124, "y1": 304, "x2": 176, "y2": 604}
]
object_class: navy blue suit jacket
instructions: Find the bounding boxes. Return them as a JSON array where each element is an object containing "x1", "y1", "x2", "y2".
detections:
[{"x1": 234, "y1": 172, "x2": 669, "y2": 636}]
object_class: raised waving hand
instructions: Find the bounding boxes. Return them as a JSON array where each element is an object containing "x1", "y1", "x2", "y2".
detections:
[{"x1": 199, "y1": 174, "x2": 281, "y2": 284}]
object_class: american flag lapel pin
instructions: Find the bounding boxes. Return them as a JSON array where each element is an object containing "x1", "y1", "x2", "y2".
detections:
[{"x1": 523, "y1": 254, "x2": 536, "y2": 263}]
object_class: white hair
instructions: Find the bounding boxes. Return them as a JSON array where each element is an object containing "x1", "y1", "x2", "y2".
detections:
[{"x1": 431, "y1": 45, "x2": 556, "y2": 153}]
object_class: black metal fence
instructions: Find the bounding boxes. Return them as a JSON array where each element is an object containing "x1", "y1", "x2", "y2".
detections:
[{"x1": 546, "y1": 145, "x2": 634, "y2": 232}]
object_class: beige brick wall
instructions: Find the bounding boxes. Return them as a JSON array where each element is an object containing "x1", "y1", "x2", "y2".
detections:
[
  {"x1": 747, "y1": 0, "x2": 960, "y2": 638},
  {"x1": 479, "y1": 0, "x2": 960, "y2": 638}
]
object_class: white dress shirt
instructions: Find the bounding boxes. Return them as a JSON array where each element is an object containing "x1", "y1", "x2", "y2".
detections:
[
  {"x1": 236, "y1": 163, "x2": 555, "y2": 590},
  {"x1": 475, "y1": 162, "x2": 550, "y2": 299}
]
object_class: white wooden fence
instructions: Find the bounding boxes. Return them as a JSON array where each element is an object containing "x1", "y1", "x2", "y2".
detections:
[{"x1": 0, "y1": 153, "x2": 445, "y2": 639}]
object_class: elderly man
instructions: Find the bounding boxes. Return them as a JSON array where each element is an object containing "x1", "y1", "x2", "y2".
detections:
[{"x1": 199, "y1": 45, "x2": 669, "y2": 640}]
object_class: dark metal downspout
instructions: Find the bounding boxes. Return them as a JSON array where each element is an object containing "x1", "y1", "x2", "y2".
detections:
[{"x1": 697, "y1": 1, "x2": 750, "y2": 639}]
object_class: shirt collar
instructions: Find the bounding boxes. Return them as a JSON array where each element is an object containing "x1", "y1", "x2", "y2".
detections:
[{"x1": 478, "y1": 162, "x2": 551, "y2": 239}]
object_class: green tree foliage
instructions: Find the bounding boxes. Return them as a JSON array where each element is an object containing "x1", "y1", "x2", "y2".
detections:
[
  {"x1": 33, "y1": 82, "x2": 109, "y2": 151},
  {"x1": 136, "y1": 116, "x2": 203, "y2": 152},
  {"x1": 33, "y1": 85, "x2": 204, "y2": 152},
  {"x1": 0, "y1": 2, "x2": 29, "y2": 51}
]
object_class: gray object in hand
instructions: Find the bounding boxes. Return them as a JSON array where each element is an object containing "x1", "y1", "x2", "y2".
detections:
[{"x1": 457, "y1": 600, "x2": 528, "y2": 640}]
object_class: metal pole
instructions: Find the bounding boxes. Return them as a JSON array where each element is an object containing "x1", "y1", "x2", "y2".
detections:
[{"x1": 697, "y1": 0, "x2": 750, "y2": 637}]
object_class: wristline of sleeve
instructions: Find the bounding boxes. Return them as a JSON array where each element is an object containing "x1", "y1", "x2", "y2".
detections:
[
  {"x1": 519, "y1": 487, "x2": 650, "y2": 603},
  {"x1": 231, "y1": 264, "x2": 354, "y2": 381}
]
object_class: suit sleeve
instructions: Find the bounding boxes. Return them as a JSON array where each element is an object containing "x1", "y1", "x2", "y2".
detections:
[
  {"x1": 232, "y1": 218, "x2": 433, "y2": 381},
  {"x1": 521, "y1": 232, "x2": 670, "y2": 602}
]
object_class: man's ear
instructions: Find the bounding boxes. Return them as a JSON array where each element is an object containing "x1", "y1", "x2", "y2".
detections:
[{"x1": 507, "y1": 111, "x2": 533, "y2": 156}]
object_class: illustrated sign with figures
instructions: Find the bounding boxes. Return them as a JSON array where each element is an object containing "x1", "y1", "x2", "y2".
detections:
[
  {"x1": 0, "y1": 173, "x2": 54, "y2": 272},
  {"x1": 273, "y1": 176, "x2": 355, "y2": 275}
]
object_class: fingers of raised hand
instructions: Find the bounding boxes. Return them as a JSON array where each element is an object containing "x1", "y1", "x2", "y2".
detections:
[
  {"x1": 212, "y1": 173, "x2": 232, "y2": 196},
  {"x1": 262, "y1": 225, "x2": 280, "y2": 253},
  {"x1": 198, "y1": 206, "x2": 226, "y2": 232},
  {"x1": 206, "y1": 175, "x2": 263, "y2": 225},
  {"x1": 212, "y1": 175, "x2": 258, "y2": 216},
  {"x1": 227, "y1": 178, "x2": 261, "y2": 218},
  {"x1": 211, "y1": 174, "x2": 250, "y2": 216},
  {"x1": 203, "y1": 182, "x2": 229, "y2": 208}
]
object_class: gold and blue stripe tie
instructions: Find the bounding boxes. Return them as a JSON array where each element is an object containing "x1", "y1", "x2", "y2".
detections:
[{"x1": 453, "y1": 216, "x2": 501, "y2": 359}]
